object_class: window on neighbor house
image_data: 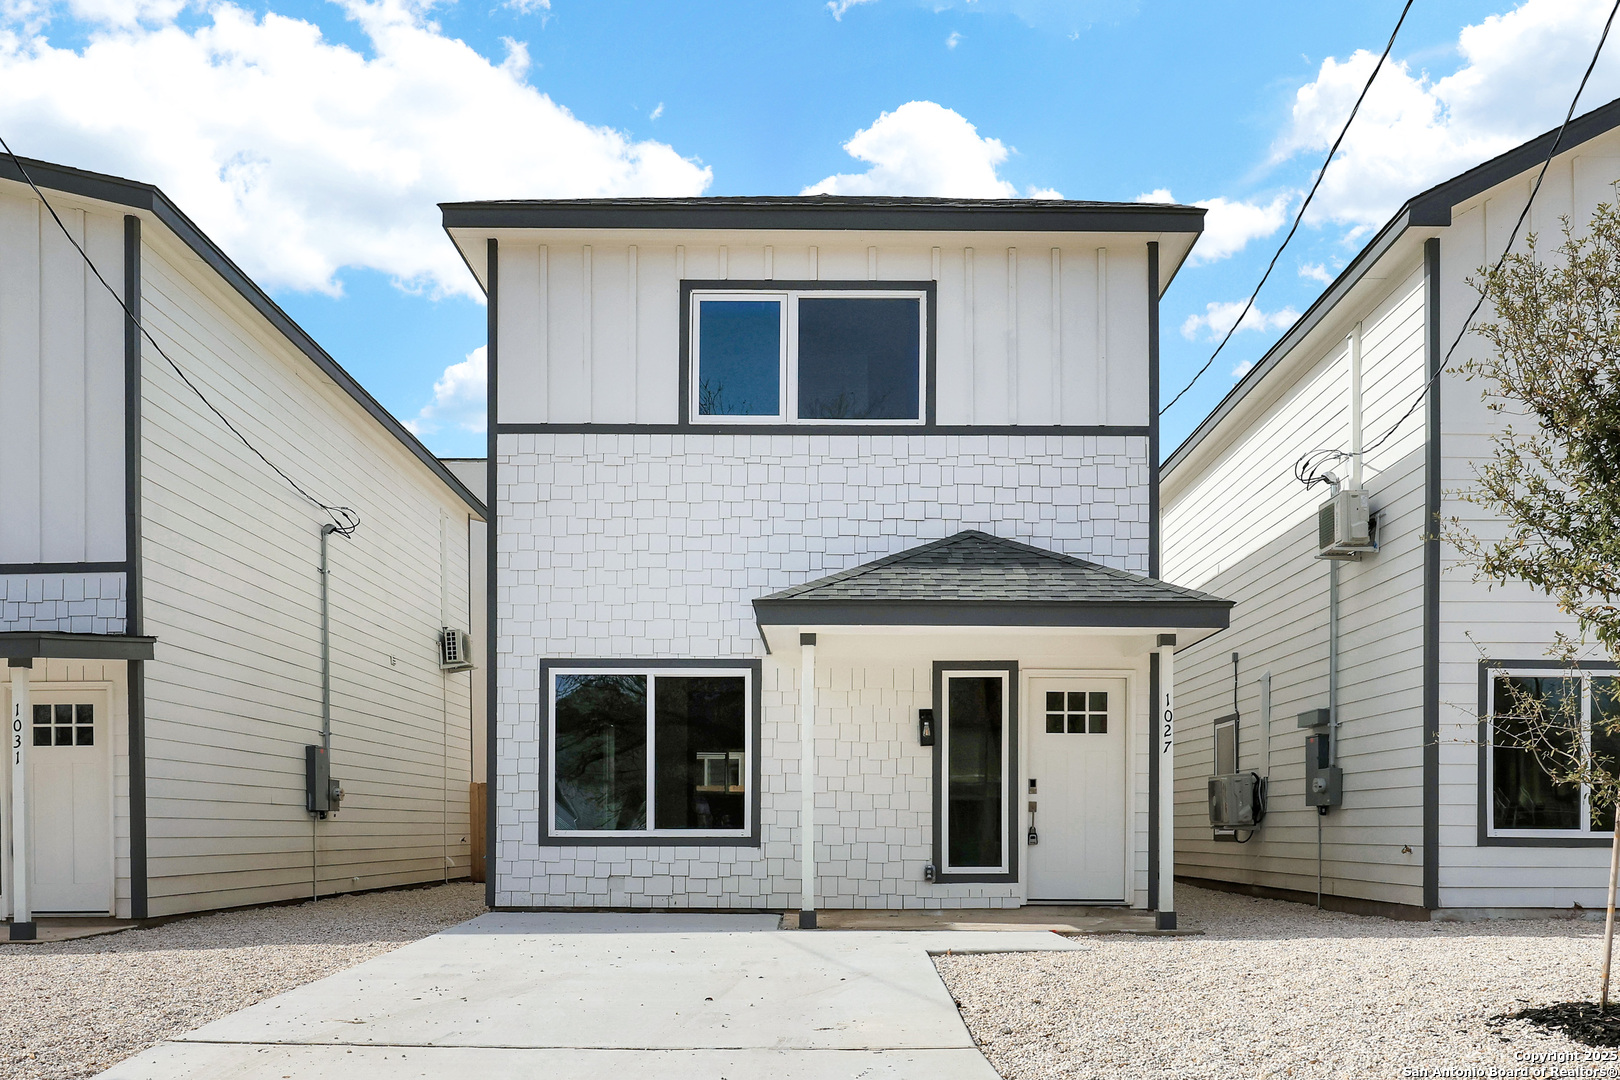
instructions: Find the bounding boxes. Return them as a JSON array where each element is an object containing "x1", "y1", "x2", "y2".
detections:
[
  {"x1": 548, "y1": 668, "x2": 751, "y2": 838},
  {"x1": 691, "y1": 290, "x2": 924, "y2": 423},
  {"x1": 1488, "y1": 671, "x2": 1620, "y2": 836}
]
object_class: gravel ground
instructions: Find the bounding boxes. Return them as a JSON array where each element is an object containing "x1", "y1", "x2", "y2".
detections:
[
  {"x1": 0, "y1": 882, "x2": 485, "y2": 1080},
  {"x1": 937, "y1": 885, "x2": 1620, "y2": 1080}
]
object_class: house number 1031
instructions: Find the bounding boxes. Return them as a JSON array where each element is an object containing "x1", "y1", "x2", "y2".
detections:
[{"x1": 13, "y1": 705, "x2": 21, "y2": 764}]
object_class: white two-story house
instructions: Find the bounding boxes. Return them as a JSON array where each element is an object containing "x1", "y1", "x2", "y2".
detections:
[{"x1": 443, "y1": 196, "x2": 1231, "y2": 926}]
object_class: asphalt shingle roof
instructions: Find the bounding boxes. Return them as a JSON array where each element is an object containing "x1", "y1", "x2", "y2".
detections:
[{"x1": 756, "y1": 530, "x2": 1227, "y2": 606}]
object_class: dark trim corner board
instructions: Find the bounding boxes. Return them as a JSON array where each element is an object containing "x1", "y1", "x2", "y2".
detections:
[
  {"x1": 485, "y1": 239, "x2": 499, "y2": 907},
  {"x1": 930, "y1": 660, "x2": 1020, "y2": 885},
  {"x1": 124, "y1": 212, "x2": 148, "y2": 921},
  {"x1": 1422, "y1": 237, "x2": 1441, "y2": 909},
  {"x1": 1147, "y1": 241, "x2": 1161, "y2": 580}
]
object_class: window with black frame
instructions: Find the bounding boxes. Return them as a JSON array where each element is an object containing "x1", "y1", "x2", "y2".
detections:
[
  {"x1": 1489, "y1": 671, "x2": 1620, "y2": 836},
  {"x1": 550, "y1": 668, "x2": 750, "y2": 838},
  {"x1": 944, "y1": 673, "x2": 1007, "y2": 873}
]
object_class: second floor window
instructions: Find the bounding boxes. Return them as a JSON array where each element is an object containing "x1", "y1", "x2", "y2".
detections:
[{"x1": 691, "y1": 289, "x2": 925, "y2": 423}]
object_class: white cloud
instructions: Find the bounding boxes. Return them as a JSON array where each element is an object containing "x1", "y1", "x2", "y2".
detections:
[
  {"x1": 1136, "y1": 188, "x2": 1293, "y2": 265},
  {"x1": 1274, "y1": 0, "x2": 1620, "y2": 232},
  {"x1": 0, "y1": 0, "x2": 711, "y2": 299},
  {"x1": 827, "y1": 0, "x2": 877, "y2": 18},
  {"x1": 802, "y1": 101, "x2": 1033, "y2": 198},
  {"x1": 946, "y1": 30, "x2": 961, "y2": 49},
  {"x1": 1231, "y1": 359, "x2": 1255, "y2": 378},
  {"x1": 1181, "y1": 298, "x2": 1299, "y2": 341},
  {"x1": 649, "y1": 101, "x2": 664, "y2": 121},
  {"x1": 503, "y1": 0, "x2": 548, "y2": 12},
  {"x1": 1299, "y1": 261, "x2": 1334, "y2": 284},
  {"x1": 407, "y1": 345, "x2": 486, "y2": 436}
]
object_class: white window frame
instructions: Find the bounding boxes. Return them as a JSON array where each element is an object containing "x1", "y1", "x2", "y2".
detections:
[
  {"x1": 689, "y1": 289, "x2": 927, "y2": 425},
  {"x1": 1485, "y1": 667, "x2": 1614, "y2": 839},
  {"x1": 940, "y1": 669, "x2": 1012, "y2": 875},
  {"x1": 546, "y1": 666, "x2": 754, "y2": 840}
]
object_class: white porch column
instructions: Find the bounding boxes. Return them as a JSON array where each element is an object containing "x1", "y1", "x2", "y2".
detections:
[
  {"x1": 9, "y1": 658, "x2": 33, "y2": 941},
  {"x1": 1156, "y1": 634, "x2": 1176, "y2": 931},
  {"x1": 799, "y1": 633, "x2": 817, "y2": 929}
]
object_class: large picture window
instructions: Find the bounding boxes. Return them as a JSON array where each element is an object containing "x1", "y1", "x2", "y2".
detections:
[
  {"x1": 689, "y1": 287, "x2": 926, "y2": 424},
  {"x1": 932, "y1": 663, "x2": 1018, "y2": 882},
  {"x1": 547, "y1": 664, "x2": 755, "y2": 841},
  {"x1": 1486, "y1": 668, "x2": 1620, "y2": 839}
]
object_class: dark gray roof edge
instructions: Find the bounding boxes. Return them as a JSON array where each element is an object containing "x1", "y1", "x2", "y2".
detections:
[
  {"x1": 1163, "y1": 95, "x2": 1620, "y2": 480},
  {"x1": 0, "y1": 631, "x2": 157, "y2": 660},
  {"x1": 440, "y1": 195, "x2": 1207, "y2": 234},
  {"x1": 0, "y1": 156, "x2": 487, "y2": 521},
  {"x1": 751, "y1": 598, "x2": 1231, "y2": 629}
]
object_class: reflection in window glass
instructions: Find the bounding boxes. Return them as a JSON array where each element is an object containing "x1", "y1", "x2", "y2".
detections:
[
  {"x1": 697, "y1": 300, "x2": 781, "y2": 416},
  {"x1": 1593, "y1": 678, "x2": 1620, "y2": 832},
  {"x1": 654, "y1": 676, "x2": 747, "y2": 830},
  {"x1": 947, "y1": 676, "x2": 1003, "y2": 870},
  {"x1": 1493, "y1": 675, "x2": 1581, "y2": 831},
  {"x1": 554, "y1": 674, "x2": 648, "y2": 831},
  {"x1": 797, "y1": 298, "x2": 920, "y2": 420}
]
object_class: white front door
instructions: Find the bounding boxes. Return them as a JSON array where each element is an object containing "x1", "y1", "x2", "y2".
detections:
[
  {"x1": 1026, "y1": 678, "x2": 1126, "y2": 902},
  {"x1": 28, "y1": 694, "x2": 112, "y2": 914}
]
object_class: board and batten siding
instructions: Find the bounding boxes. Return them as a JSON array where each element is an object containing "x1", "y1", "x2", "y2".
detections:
[
  {"x1": 134, "y1": 229, "x2": 475, "y2": 916},
  {"x1": 494, "y1": 235, "x2": 1150, "y2": 427},
  {"x1": 1164, "y1": 262, "x2": 1430, "y2": 909},
  {"x1": 1434, "y1": 144, "x2": 1620, "y2": 910}
]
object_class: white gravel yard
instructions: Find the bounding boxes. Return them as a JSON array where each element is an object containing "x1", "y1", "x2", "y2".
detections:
[
  {"x1": 936, "y1": 885, "x2": 1619, "y2": 1080},
  {"x1": 1, "y1": 882, "x2": 484, "y2": 1080}
]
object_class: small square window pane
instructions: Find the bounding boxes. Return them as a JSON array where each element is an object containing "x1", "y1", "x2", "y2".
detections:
[
  {"x1": 55, "y1": 704, "x2": 72, "y2": 725},
  {"x1": 33, "y1": 704, "x2": 50, "y2": 724},
  {"x1": 697, "y1": 300, "x2": 781, "y2": 417},
  {"x1": 797, "y1": 297, "x2": 921, "y2": 420},
  {"x1": 1067, "y1": 716, "x2": 1085, "y2": 734},
  {"x1": 1089, "y1": 692, "x2": 1108, "y2": 712},
  {"x1": 1089, "y1": 715, "x2": 1108, "y2": 735},
  {"x1": 77, "y1": 704, "x2": 93, "y2": 725},
  {"x1": 55, "y1": 726, "x2": 73, "y2": 746},
  {"x1": 1067, "y1": 692, "x2": 1085, "y2": 712},
  {"x1": 76, "y1": 726, "x2": 93, "y2": 747},
  {"x1": 1045, "y1": 714, "x2": 1063, "y2": 733},
  {"x1": 33, "y1": 726, "x2": 50, "y2": 747},
  {"x1": 1045, "y1": 692, "x2": 1063, "y2": 711}
]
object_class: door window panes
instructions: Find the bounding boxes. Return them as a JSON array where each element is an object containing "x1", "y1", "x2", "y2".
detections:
[
  {"x1": 553, "y1": 674, "x2": 648, "y2": 831},
  {"x1": 696, "y1": 299, "x2": 782, "y2": 417},
  {"x1": 1044, "y1": 690, "x2": 1107, "y2": 735},
  {"x1": 33, "y1": 703, "x2": 93, "y2": 747},
  {"x1": 947, "y1": 675, "x2": 1005, "y2": 871},
  {"x1": 797, "y1": 297, "x2": 921, "y2": 420}
]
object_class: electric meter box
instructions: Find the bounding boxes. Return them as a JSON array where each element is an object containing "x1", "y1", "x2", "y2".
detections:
[{"x1": 1304, "y1": 733, "x2": 1342, "y2": 808}]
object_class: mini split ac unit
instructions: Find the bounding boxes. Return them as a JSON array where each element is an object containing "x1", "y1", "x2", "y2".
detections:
[
  {"x1": 1318, "y1": 489, "x2": 1376, "y2": 558},
  {"x1": 439, "y1": 627, "x2": 474, "y2": 672},
  {"x1": 1208, "y1": 772, "x2": 1266, "y2": 829}
]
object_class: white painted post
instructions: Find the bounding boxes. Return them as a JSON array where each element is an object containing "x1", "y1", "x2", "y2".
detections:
[
  {"x1": 799, "y1": 633, "x2": 817, "y2": 929},
  {"x1": 9, "y1": 659, "x2": 33, "y2": 940},
  {"x1": 1157, "y1": 635, "x2": 1176, "y2": 931}
]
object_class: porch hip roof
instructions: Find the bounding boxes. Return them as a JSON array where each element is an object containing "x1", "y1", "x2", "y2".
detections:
[{"x1": 751, "y1": 530, "x2": 1232, "y2": 629}]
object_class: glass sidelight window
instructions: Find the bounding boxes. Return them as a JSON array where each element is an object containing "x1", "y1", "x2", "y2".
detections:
[
  {"x1": 548, "y1": 666, "x2": 753, "y2": 839},
  {"x1": 939, "y1": 668, "x2": 1015, "y2": 876}
]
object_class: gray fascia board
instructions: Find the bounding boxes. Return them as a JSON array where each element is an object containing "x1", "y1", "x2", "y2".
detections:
[
  {"x1": 0, "y1": 633, "x2": 157, "y2": 661},
  {"x1": 751, "y1": 599, "x2": 1231, "y2": 629},
  {"x1": 439, "y1": 198, "x2": 1206, "y2": 234},
  {"x1": 0, "y1": 156, "x2": 487, "y2": 522}
]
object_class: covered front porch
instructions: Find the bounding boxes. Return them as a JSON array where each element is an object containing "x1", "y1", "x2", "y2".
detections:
[{"x1": 752, "y1": 531, "x2": 1229, "y2": 930}]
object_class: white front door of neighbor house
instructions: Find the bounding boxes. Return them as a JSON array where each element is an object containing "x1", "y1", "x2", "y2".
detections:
[
  {"x1": 1026, "y1": 678, "x2": 1126, "y2": 902},
  {"x1": 28, "y1": 692, "x2": 113, "y2": 914}
]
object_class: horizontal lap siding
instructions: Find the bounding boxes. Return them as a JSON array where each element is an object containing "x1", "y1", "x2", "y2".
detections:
[
  {"x1": 137, "y1": 237, "x2": 473, "y2": 916},
  {"x1": 1165, "y1": 264, "x2": 1428, "y2": 908}
]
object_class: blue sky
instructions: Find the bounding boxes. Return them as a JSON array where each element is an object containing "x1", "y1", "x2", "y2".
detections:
[{"x1": 2, "y1": 0, "x2": 1616, "y2": 457}]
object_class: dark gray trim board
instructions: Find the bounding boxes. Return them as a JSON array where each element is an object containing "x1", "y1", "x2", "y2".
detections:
[
  {"x1": 678, "y1": 279, "x2": 938, "y2": 427},
  {"x1": 484, "y1": 239, "x2": 499, "y2": 908},
  {"x1": 0, "y1": 155, "x2": 485, "y2": 521},
  {"x1": 125, "y1": 212, "x2": 148, "y2": 921},
  {"x1": 753, "y1": 599, "x2": 1231, "y2": 629},
  {"x1": 0, "y1": 562, "x2": 127, "y2": 575},
  {"x1": 495, "y1": 423, "x2": 1151, "y2": 437},
  {"x1": 1147, "y1": 242, "x2": 1161, "y2": 580},
  {"x1": 1422, "y1": 237, "x2": 1440, "y2": 910},
  {"x1": 1147, "y1": 652, "x2": 1159, "y2": 910},
  {"x1": 533, "y1": 658, "x2": 765, "y2": 849},
  {"x1": 0, "y1": 633, "x2": 156, "y2": 661},
  {"x1": 1476, "y1": 658, "x2": 1620, "y2": 849},
  {"x1": 931, "y1": 661, "x2": 1020, "y2": 885},
  {"x1": 442, "y1": 195, "x2": 1206, "y2": 235}
]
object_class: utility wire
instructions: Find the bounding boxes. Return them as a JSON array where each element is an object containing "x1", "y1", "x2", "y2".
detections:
[
  {"x1": 1294, "y1": 0, "x2": 1620, "y2": 490},
  {"x1": 1161, "y1": 0, "x2": 1415, "y2": 418},
  {"x1": 0, "y1": 135, "x2": 359, "y2": 537}
]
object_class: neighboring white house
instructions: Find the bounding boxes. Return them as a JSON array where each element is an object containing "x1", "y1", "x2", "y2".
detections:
[
  {"x1": 1, "y1": 157, "x2": 486, "y2": 937},
  {"x1": 442, "y1": 195, "x2": 1232, "y2": 926},
  {"x1": 1161, "y1": 99, "x2": 1620, "y2": 917},
  {"x1": 442, "y1": 456, "x2": 489, "y2": 880}
]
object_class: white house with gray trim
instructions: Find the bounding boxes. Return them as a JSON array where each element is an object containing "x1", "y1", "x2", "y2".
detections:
[
  {"x1": 1, "y1": 157, "x2": 485, "y2": 937},
  {"x1": 443, "y1": 194, "x2": 1231, "y2": 926},
  {"x1": 1161, "y1": 98, "x2": 1620, "y2": 918}
]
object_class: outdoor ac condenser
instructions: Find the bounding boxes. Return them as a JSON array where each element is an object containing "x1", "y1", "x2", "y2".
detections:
[
  {"x1": 1317, "y1": 489, "x2": 1374, "y2": 557},
  {"x1": 438, "y1": 627, "x2": 474, "y2": 672},
  {"x1": 1208, "y1": 772, "x2": 1267, "y2": 829}
]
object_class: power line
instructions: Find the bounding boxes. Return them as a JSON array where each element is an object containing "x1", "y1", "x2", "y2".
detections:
[
  {"x1": 0, "y1": 136, "x2": 359, "y2": 537},
  {"x1": 1160, "y1": 0, "x2": 1415, "y2": 418},
  {"x1": 1295, "y1": 0, "x2": 1620, "y2": 490}
]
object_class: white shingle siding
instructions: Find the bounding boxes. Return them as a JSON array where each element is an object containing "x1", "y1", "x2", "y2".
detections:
[{"x1": 1, "y1": 572, "x2": 126, "y2": 633}]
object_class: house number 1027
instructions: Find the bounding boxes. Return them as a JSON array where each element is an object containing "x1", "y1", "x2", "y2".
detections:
[{"x1": 1161, "y1": 698, "x2": 1173, "y2": 755}]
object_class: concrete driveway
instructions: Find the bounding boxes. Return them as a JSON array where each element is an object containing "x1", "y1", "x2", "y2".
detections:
[{"x1": 96, "y1": 911, "x2": 1084, "y2": 1079}]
